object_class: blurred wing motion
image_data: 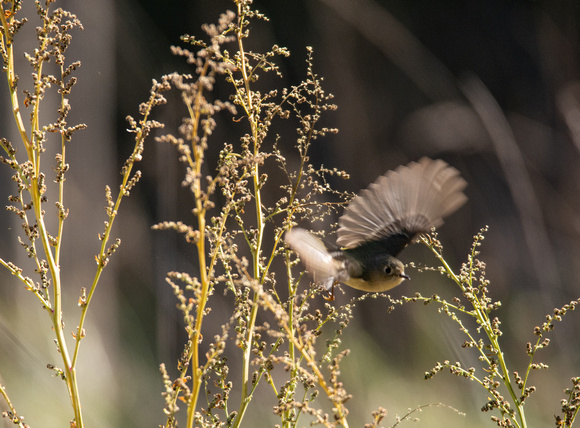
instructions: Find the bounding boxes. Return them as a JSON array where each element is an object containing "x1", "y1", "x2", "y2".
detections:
[
  {"x1": 285, "y1": 228, "x2": 346, "y2": 290},
  {"x1": 336, "y1": 157, "x2": 467, "y2": 254}
]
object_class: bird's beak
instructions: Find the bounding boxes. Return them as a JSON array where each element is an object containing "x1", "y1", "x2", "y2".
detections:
[{"x1": 399, "y1": 273, "x2": 411, "y2": 281}]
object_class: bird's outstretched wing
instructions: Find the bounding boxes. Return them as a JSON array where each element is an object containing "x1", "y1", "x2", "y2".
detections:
[{"x1": 336, "y1": 158, "x2": 467, "y2": 254}]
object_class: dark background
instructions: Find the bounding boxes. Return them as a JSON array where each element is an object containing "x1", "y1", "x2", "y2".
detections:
[{"x1": 1, "y1": 1, "x2": 580, "y2": 426}]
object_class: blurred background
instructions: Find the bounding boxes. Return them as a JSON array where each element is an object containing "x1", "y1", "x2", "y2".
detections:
[{"x1": 1, "y1": 0, "x2": 580, "y2": 426}]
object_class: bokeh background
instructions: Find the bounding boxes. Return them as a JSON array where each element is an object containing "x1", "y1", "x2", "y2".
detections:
[{"x1": 1, "y1": 0, "x2": 580, "y2": 426}]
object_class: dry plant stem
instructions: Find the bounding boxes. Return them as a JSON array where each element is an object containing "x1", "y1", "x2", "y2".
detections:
[
  {"x1": 420, "y1": 235, "x2": 527, "y2": 428},
  {"x1": 54, "y1": 64, "x2": 68, "y2": 267},
  {"x1": 1, "y1": 6, "x2": 84, "y2": 426},
  {"x1": 284, "y1": 250, "x2": 298, "y2": 428},
  {"x1": 259, "y1": 288, "x2": 350, "y2": 428},
  {"x1": 0, "y1": 384, "x2": 27, "y2": 428},
  {"x1": 157, "y1": 59, "x2": 230, "y2": 428},
  {"x1": 154, "y1": 4, "x2": 341, "y2": 426},
  {"x1": 277, "y1": 158, "x2": 316, "y2": 427},
  {"x1": 1, "y1": 10, "x2": 29, "y2": 154},
  {"x1": 232, "y1": 5, "x2": 265, "y2": 426},
  {"x1": 0, "y1": 259, "x2": 50, "y2": 306},
  {"x1": 185, "y1": 64, "x2": 212, "y2": 428},
  {"x1": 1, "y1": 5, "x2": 151, "y2": 425},
  {"x1": 521, "y1": 335, "x2": 542, "y2": 392},
  {"x1": 71, "y1": 91, "x2": 155, "y2": 370}
]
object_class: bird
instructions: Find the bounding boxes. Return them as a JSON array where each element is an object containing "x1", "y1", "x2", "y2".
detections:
[{"x1": 285, "y1": 157, "x2": 467, "y2": 294}]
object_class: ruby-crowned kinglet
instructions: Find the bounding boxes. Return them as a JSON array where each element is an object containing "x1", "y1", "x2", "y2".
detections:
[{"x1": 285, "y1": 158, "x2": 467, "y2": 293}]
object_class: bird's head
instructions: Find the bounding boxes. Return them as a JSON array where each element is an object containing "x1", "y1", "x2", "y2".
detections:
[{"x1": 343, "y1": 254, "x2": 409, "y2": 292}]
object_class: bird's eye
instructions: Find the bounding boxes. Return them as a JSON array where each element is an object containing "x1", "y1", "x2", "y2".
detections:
[{"x1": 384, "y1": 266, "x2": 392, "y2": 275}]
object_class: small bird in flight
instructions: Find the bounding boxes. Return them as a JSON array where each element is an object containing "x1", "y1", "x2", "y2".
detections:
[{"x1": 285, "y1": 157, "x2": 467, "y2": 294}]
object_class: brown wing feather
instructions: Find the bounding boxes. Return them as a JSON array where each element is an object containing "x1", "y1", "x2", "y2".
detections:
[{"x1": 336, "y1": 158, "x2": 467, "y2": 250}]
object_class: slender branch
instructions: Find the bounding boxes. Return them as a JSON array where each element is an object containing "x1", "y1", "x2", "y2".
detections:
[{"x1": 0, "y1": 384, "x2": 27, "y2": 428}]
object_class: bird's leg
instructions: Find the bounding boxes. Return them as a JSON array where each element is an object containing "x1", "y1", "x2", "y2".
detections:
[{"x1": 322, "y1": 282, "x2": 338, "y2": 301}]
